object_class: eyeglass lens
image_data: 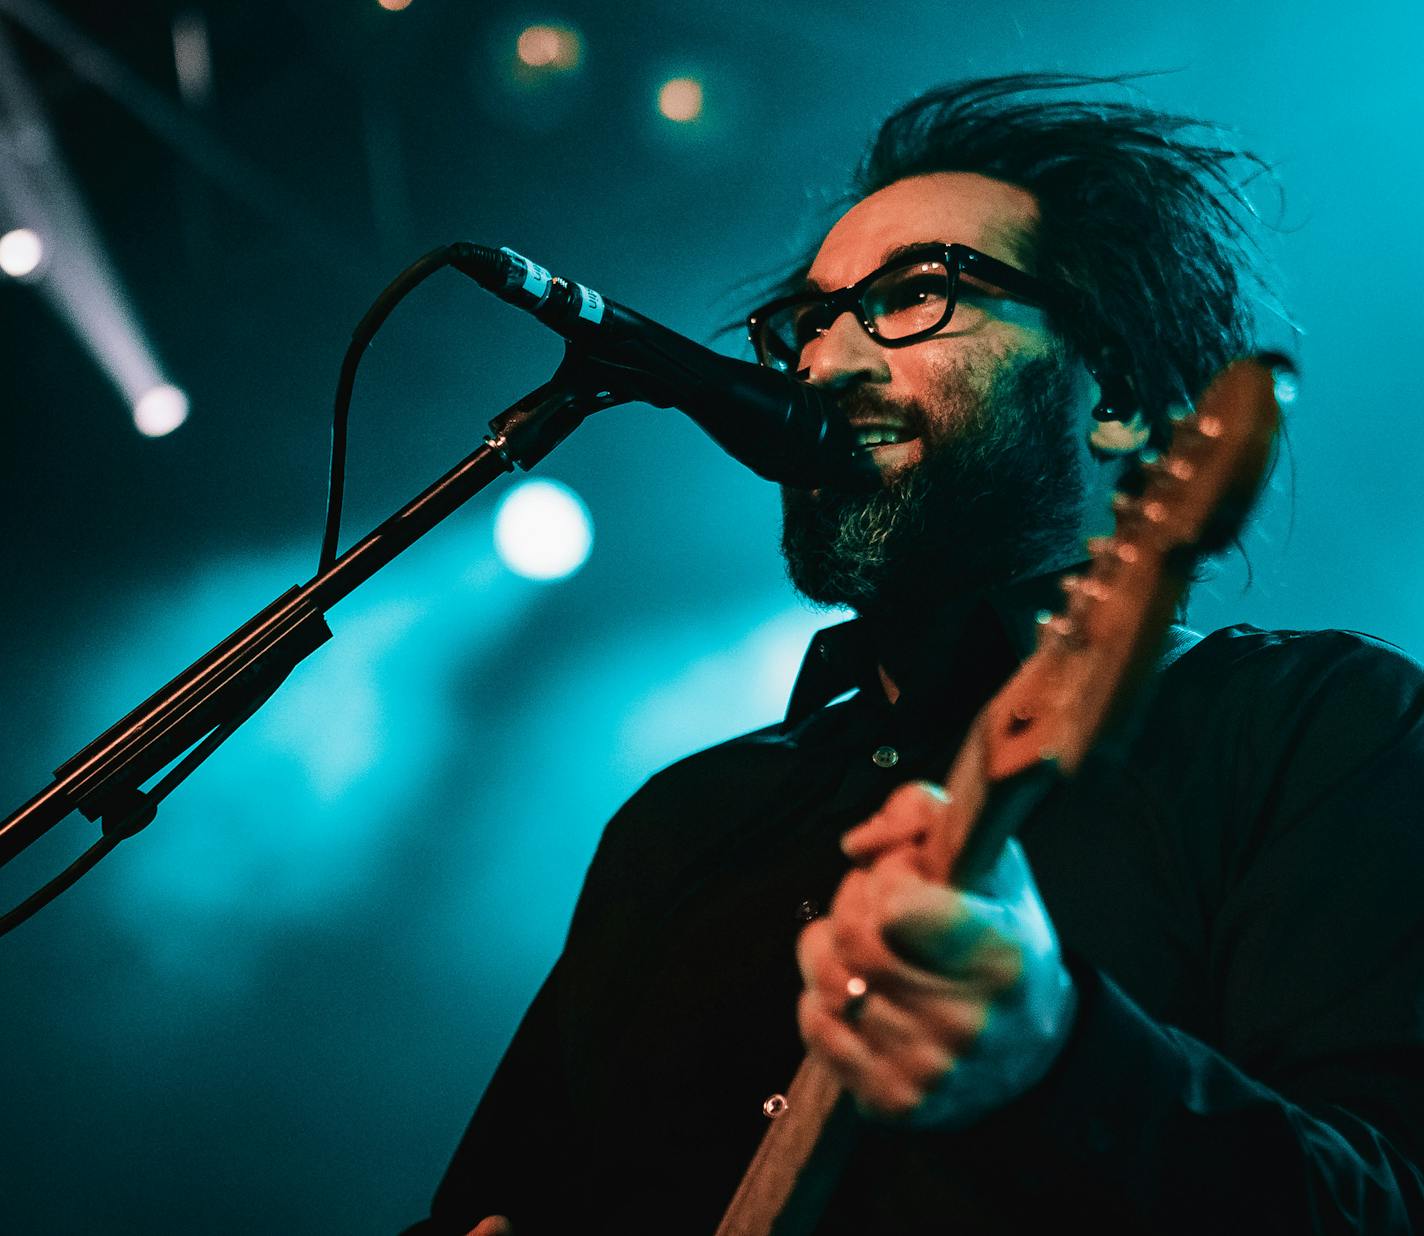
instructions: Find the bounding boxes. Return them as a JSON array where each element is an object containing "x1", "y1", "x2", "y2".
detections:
[{"x1": 758, "y1": 258, "x2": 953, "y2": 371}]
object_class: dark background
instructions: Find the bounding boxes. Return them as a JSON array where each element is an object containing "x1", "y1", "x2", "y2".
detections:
[{"x1": 1, "y1": 1, "x2": 1421, "y2": 1231}]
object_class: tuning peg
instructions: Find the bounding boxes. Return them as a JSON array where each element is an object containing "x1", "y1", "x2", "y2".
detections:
[
  {"x1": 1037, "y1": 609, "x2": 1085, "y2": 651},
  {"x1": 1087, "y1": 536, "x2": 1139, "y2": 567},
  {"x1": 1141, "y1": 449, "x2": 1196, "y2": 486}
]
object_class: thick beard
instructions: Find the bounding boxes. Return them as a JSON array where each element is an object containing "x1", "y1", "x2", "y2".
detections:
[{"x1": 780, "y1": 348, "x2": 1087, "y2": 618}]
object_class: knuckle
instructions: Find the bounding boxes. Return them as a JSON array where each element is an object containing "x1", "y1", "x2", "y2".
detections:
[
  {"x1": 887, "y1": 779, "x2": 940, "y2": 814},
  {"x1": 796, "y1": 919, "x2": 828, "y2": 966},
  {"x1": 831, "y1": 913, "x2": 874, "y2": 963}
]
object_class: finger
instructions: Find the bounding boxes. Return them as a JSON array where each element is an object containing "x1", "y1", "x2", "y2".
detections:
[
  {"x1": 799, "y1": 917, "x2": 907, "y2": 1040},
  {"x1": 828, "y1": 865, "x2": 913, "y2": 980},
  {"x1": 845, "y1": 860, "x2": 1026, "y2": 1003},
  {"x1": 841, "y1": 781, "x2": 951, "y2": 864},
  {"x1": 797, "y1": 989, "x2": 924, "y2": 1116},
  {"x1": 851, "y1": 1076, "x2": 930, "y2": 1122},
  {"x1": 849, "y1": 987, "x2": 958, "y2": 1089},
  {"x1": 878, "y1": 871, "x2": 1023, "y2": 990},
  {"x1": 803, "y1": 914, "x2": 986, "y2": 1079},
  {"x1": 796, "y1": 917, "x2": 859, "y2": 997},
  {"x1": 820, "y1": 911, "x2": 990, "y2": 1019},
  {"x1": 798, "y1": 986, "x2": 877, "y2": 1068},
  {"x1": 829, "y1": 857, "x2": 980, "y2": 992},
  {"x1": 466, "y1": 1218, "x2": 514, "y2": 1236},
  {"x1": 836, "y1": 875, "x2": 994, "y2": 1045},
  {"x1": 872, "y1": 980, "x2": 991, "y2": 1053}
]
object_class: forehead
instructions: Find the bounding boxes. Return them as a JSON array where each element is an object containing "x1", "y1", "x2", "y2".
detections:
[{"x1": 807, "y1": 171, "x2": 1039, "y2": 290}]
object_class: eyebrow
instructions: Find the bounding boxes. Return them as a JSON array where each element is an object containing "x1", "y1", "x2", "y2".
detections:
[{"x1": 803, "y1": 241, "x2": 950, "y2": 294}]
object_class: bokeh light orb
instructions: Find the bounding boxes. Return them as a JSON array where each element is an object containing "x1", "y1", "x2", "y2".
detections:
[
  {"x1": 133, "y1": 384, "x2": 190, "y2": 437},
  {"x1": 516, "y1": 24, "x2": 581, "y2": 70},
  {"x1": 377, "y1": 0, "x2": 413, "y2": 11},
  {"x1": 494, "y1": 478, "x2": 593, "y2": 581},
  {"x1": 657, "y1": 77, "x2": 704, "y2": 123},
  {"x1": 0, "y1": 227, "x2": 44, "y2": 279}
]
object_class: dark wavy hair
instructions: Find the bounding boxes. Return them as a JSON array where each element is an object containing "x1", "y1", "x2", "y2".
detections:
[{"x1": 748, "y1": 73, "x2": 1282, "y2": 448}]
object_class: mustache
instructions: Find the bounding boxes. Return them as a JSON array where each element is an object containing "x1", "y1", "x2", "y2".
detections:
[{"x1": 835, "y1": 388, "x2": 927, "y2": 438}]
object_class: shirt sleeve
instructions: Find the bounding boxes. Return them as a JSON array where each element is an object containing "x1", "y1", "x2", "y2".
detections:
[{"x1": 990, "y1": 631, "x2": 1424, "y2": 1232}]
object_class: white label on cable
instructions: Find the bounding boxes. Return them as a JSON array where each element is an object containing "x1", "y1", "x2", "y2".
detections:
[
  {"x1": 576, "y1": 284, "x2": 606, "y2": 324},
  {"x1": 500, "y1": 246, "x2": 551, "y2": 301}
]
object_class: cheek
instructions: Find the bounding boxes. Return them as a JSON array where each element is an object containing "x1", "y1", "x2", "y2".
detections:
[{"x1": 887, "y1": 345, "x2": 993, "y2": 433}]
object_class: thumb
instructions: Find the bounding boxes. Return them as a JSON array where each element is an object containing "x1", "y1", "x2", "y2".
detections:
[{"x1": 467, "y1": 1218, "x2": 514, "y2": 1236}]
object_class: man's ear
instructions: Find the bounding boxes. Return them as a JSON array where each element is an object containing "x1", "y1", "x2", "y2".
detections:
[{"x1": 1086, "y1": 349, "x2": 1152, "y2": 458}]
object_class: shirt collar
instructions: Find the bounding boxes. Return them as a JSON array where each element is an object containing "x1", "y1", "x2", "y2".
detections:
[{"x1": 782, "y1": 567, "x2": 1080, "y2": 728}]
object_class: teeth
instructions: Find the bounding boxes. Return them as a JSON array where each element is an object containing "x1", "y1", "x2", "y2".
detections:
[{"x1": 853, "y1": 424, "x2": 912, "y2": 447}]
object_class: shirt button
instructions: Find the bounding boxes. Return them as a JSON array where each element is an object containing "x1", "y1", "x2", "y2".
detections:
[
  {"x1": 794, "y1": 898, "x2": 821, "y2": 923},
  {"x1": 871, "y1": 744, "x2": 900, "y2": 769}
]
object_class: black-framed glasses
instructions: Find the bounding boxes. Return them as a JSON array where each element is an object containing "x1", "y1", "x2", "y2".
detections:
[{"x1": 746, "y1": 243, "x2": 1051, "y2": 373}]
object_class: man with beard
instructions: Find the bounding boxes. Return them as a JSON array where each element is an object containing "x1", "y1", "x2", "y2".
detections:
[{"x1": 406, "y1": 77, "x2": 1424, "y2": 1234}]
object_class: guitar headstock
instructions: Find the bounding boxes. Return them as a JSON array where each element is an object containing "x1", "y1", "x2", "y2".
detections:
[{"x1": 981, "y1": 354, "x2": 1286, "y2": 783}]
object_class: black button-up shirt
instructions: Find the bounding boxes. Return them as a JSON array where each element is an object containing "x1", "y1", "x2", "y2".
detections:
[{"x1": 409, "y1": 590, "x2": 1424, "y2": 1234}]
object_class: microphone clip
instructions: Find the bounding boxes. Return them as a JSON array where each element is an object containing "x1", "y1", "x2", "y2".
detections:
[{"x1": 485, "y1": 349, "x2": 633, "y2": 472}]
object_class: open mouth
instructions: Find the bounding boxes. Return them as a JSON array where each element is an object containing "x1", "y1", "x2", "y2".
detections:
[{"x1": 851, "y1": 422, "x2": 918, "y2": 450}]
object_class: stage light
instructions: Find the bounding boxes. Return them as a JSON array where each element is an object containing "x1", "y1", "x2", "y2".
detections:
[
  {"x1": 657, "y1": 77, "x2": 703, "y2": 123},
  {"x1": 0, "y1": 23, "x2": 181, "y2": 429},
  {"x1": 133, "y1": 383, "x2": 189, "y2": 437},
  {"x1": 0, "y1": 227, "x2": 43, "y2": 278},
  {"x1": 494, "y1": 479, "x2": 593, "y2": 581},
  {"x1": 515, "y1": 24, "x2": 581, "y2": 71},
  {"x1": 377, "y1": 0, "x2": 413, "y2": 10}
]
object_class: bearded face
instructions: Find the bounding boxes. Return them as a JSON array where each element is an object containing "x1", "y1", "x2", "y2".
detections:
[{"x1": 780, "y1": 342, "x2": 1089, "y2": 616}]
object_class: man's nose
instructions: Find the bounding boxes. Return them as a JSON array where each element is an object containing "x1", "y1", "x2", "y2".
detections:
[{"x1": 802, "y1": 310, "x2": 891, "y2": 390}]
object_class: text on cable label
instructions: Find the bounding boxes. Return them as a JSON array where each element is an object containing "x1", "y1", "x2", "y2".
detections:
[{"x1": 500, "y1": 246, "x2": 552, "y2": 302}]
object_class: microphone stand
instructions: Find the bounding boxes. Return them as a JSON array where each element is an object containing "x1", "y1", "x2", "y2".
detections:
[{"x1": 0, "y1": 350, "x2": 628, "y2": 930}]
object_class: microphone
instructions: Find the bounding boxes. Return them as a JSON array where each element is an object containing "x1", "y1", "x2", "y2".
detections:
[{"x1": 449, "y1": 243, "x2": 879, "y2": 492}]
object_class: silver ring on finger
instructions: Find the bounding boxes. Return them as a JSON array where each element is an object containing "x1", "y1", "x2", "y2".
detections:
[{"x1": 843, "y1": 975, "x2": 869, "y2": 1025}]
